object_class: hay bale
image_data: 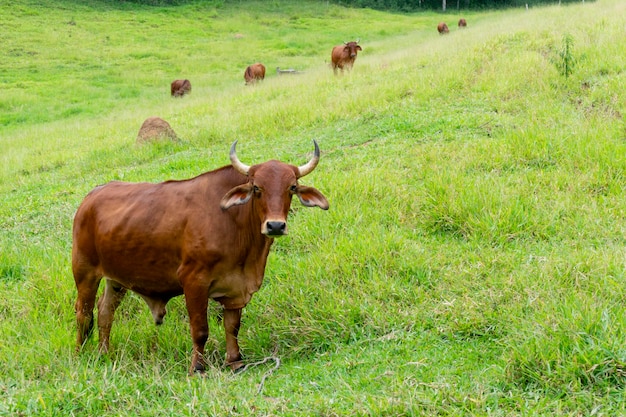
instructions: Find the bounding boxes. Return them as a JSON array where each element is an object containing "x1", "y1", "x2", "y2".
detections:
[{"x1": 136, "y1": 117, "x2": 178, "y2": 143}]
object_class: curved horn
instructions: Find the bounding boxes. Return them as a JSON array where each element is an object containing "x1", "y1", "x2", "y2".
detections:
[
  {"x1": 229, "y1": 140, "x2": 250, "y2": 175},
  {"x1": 297, "y1": 140, "x2": 321, "y2": 178}
]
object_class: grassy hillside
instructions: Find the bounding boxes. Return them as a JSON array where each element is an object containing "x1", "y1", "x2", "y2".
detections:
[{"x1": 1, "y1": 0, "x2": 625, "y2": 415}]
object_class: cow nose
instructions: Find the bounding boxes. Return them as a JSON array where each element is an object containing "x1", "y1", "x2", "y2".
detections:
[{"x1": 265, "y1": 221, "x2": 287, "y2": 236}]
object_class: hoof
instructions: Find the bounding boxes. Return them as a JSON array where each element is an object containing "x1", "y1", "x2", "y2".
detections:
[
  {"x1": 189, "y1": 362, "x2": 206, "y2": 376},
  {"x1": 228, "y1": 360, "x2": 245, "y2": 373}
]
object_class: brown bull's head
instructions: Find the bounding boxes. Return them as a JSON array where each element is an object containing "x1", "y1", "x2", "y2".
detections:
[
  {"x1": 343, "y1": 40, "x2": 362, "y2": 58},
  {"x1": 220, "y1": 141, "x2": 329, "y2": 236}
]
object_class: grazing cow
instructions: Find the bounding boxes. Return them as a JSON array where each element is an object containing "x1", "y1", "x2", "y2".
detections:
[
  {"x1": 72, "y1": 141, "x2": 329, "y2": 375},
  {"x1": 244, "y1": 63, "x2": 266, "y2": 84},
  {"x1": 171, "y1": 79, "x2": 191, "y2": 97},
  {"x1": 458, "y1": 18, "x2": 467, "y2": 28},
  {"x1": 437, "y1": 22, "x2": 450, "y2": 34},
  {"x1": 331, "y1": 41, "x2": 362, "y2": 74}
]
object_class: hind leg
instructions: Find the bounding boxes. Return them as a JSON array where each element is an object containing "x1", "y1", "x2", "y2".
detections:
[
  {"x1": 97, "y1": 279, "x2": 127, "y2": 354},
  {"x1": 73, "y1": 266, "x2": 102, "y2": 351}
]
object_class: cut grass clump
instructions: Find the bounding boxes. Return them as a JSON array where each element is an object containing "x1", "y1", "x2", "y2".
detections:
[
  {"x1": 506, "y1": 297, "x2": 626, "y2": 393},
  {"x1": 0, "y1": 263, "x2": 27, "y2": 284}
]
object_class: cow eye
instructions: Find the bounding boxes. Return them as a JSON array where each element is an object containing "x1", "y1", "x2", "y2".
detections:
[
  {"x1": 253, "y1": 185, "x2": 261, "y2": 195},
  {"x1": 289, "y1": 185, "x2": 298, "y2": 193}
]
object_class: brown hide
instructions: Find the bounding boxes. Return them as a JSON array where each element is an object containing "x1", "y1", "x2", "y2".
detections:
[
  {"x1": 171, "y1": 79, "x2": 191, "y2": 97},
  {"x1": 72, "y1": 142, "x2": 329, "y2": 375},
  {"x1": 244, "y1": 63, "x2": 266, "y2": 84},
  {"x1": 331, "y1": 41, "x2": 362, "y2": 74},
  {"x1": 458, "y1": 18, "x2": 467, "y2": 28},
  {"x1": 437, "y1": 22, "x2": 450, "y2": 34}
]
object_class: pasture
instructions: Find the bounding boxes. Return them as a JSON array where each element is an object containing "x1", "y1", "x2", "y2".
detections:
[{"x1": 1, "y1": 0, "x2": 625, "y2": 415}]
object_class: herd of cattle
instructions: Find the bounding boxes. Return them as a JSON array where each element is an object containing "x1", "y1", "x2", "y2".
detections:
[
  {"x1": 74, "y1": 19, "x2": 467, "y2": 375},
  {"x1": 438, "y1": 18, "x2": 468, "y2": 34},
  {"x1": 170, "y1": 39, "x2": 366, "y2": 96},
  {"x1": 170, "y1": 19, "x2": 466, "y2": 96}
]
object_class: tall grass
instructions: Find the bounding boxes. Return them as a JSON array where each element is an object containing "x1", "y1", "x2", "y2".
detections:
[{"x1": 1, "y1": 0, "x2": 626, "y2": 415}]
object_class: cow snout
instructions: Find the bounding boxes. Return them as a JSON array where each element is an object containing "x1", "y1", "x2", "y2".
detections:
[{"x1": 264, "y1": 220, "x2": 287, "y2": 236}]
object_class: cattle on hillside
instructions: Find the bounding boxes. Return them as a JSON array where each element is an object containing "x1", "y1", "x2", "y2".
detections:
[
  {"x1": 244, "y1": 63, "x2": 266, "y2": 84},
  {"x1": 171, "y1": 79, "x2": 191, "y2": 97},
  {"x1": 72, "y1": 141, "x2": 329, "y2": 374},
  {"x1": 458, "y1": 18, "x2": 467, "y2": 28},
  {"x1": 331, "y1": 41, "x2": 362, "y2": 74},
  {"x1": 437, "y1": 22, "x2": 450, "y2": 34}
]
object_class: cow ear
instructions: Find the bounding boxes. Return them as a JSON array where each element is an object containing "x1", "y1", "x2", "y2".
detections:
[
  {"x1": 220, "y1": 184, "x2": 253, "y2": 209},
  {"x1": 357, "y1": 45, "x2": 362, "y2": 51},
  {"x1": 296, "y1": 186, "x2": 329, "y2": 210}
]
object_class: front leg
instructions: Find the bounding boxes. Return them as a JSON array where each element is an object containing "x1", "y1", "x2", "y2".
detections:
[{"x1": 223, "y1": 308, "x2": 244, "y2": 371}]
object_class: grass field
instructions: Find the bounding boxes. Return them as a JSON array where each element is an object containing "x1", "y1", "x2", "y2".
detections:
[{"x1": 1, "y1": 0, "x2": 625, "y2": 415}]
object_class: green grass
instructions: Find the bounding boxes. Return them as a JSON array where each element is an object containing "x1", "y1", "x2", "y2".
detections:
[{"x1": 1, "y1": 0, "x2": 626, "y2": 415}]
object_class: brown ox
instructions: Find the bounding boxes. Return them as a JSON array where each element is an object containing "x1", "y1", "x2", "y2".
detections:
[
  {"x1": 170, "y1": 79, "x2": 191, "y2": 97},
  {"x1": 458, "y1": 18, "x2": 467, "y2": 28},
  {"x1": 331, "y1": 41, "x2": 362, "y2": 74},
  {"x1": 244, "y1": 63, "x2": 266, "y2": 84},
  {"x1": 72, "y1": 141, "x2": 329, "y2": 374},
  {"x1": 437, "y1": 22, "x2": 450, "y2": 34}
]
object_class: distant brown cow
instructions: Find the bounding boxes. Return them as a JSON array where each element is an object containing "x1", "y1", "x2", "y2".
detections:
[
  {"x1": 244, "y1": 63, "x2": 266, "y2": 84},
  {"x1": 331, "y1": 41, "x2": 362, "y2": 75},
  {"x1": 171, "y1": 79, "x2": 191, "y2": 97},
  {"x1": 72, "y1": 141, "x2": 329, "y2": 375},
  {"x1": 437, "y1": 22, "x2": 449, "y2": 34},
  {"x1": 458, "y1": 18, "x2": 467, "y2": 28}
]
